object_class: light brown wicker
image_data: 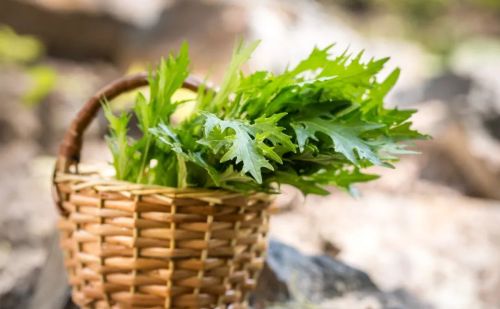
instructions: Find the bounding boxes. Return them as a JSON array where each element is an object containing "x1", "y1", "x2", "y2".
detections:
[{"x1": 52, "y1": 73, "x2": 272, "y2": 309}]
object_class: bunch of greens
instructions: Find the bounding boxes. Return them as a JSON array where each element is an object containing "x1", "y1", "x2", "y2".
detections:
[{"x1": 104, "y1": 41, "x2": 426, "y2": 195}]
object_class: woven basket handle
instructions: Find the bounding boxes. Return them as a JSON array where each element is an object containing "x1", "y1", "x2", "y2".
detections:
[{"x1": 55, "y1": 72, "x2": 201, "y2": 172}]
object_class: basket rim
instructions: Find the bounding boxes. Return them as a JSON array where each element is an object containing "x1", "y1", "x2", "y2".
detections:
[{"x1": 53, "y1": 165, "x2": 274, "y2": 199}]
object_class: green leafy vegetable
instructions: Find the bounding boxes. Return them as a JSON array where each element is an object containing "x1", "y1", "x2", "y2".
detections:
[
  {"x1": 103, "y1": 103, "x2": 133, "y2": 180},
  {"x1": 291, "y1": 119, "x2": 384, "y2": 166},
  {"x1": 104, "y1": 41, "x2": 427, "y2": 195}
]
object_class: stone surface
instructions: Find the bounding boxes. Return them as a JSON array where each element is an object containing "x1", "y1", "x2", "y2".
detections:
[
  {"x1": 0, "y1": 67, "x2": 41, "y2": 145},
  {"x1": 257, "y1": 239, "x2": 379, "y2": 301},
  {"x1": 0, "y1": 0, "x2": 133, "y2": 61},
  {"x1": 0, "y1": 0, "x2": 248, "y2": 70},
  {"x1": 392, "y1": 38, "x2": 500, "y2": 199},
  {"x1": 36, "y1": 60, "x2": 118, "y2": 152},
  {"x1": 28, "y1": 232, "x2": 71, "y2": 309},
  {"x1": 269, "y1": 189, "x2": 500, "y2": 309},
  {"x1": 0, "y1": 246, "x2": 45, "y2": 309},
  {"x1": 252, "y1": 240, "x2": 428, "y2": 309},
  {"x1": 0, "y1": 144, "x2": 57, "y2": 309},
  {"x1": 0, "y1": 59, "x2": 119, "y2": 155}
]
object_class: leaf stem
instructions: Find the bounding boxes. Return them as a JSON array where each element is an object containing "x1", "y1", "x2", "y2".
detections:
[{"x1": 137, "y1": 134, "x2": 152, "y2": 184}]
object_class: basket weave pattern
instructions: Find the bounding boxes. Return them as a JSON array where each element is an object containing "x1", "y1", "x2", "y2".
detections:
[
  {"x1": 52, "y1": 74, "x2": 272, "y2": 308},
  {"x1": 55, "y1": 173, "x2": 270, "y2": 308}
]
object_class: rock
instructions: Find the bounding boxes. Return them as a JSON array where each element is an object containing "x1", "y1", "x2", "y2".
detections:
[
  {"x1": 36, "y1": 59, "x2": 118, "y2": 152},
  {"x1": 449, "y1": 38, "x2": 500, "y2": 167},
  {"x1": 268, "y1": 190, "x2": 500, "y2": 308},
  {"x1": 0, "y1": 146, "x2": 58, "y2": 309},
  {"x1": 450, "y1": 38, "x2": 500, "y2": 115},
  {"x1": 420, "y1": 72, "x2": 472, "y2": 103},
  {"x1": 29, "y1": 231, "x2": 71, "y2": 309},
  {"x1": 0, "y1": 246, "x2": 45, "y2": 309},
  {"x1": 0, "y1": 0, "x2": 248, "y2": 70},
  {"x1": 252, "y1": 240, "x2": 427, "y2": 309},
  {"x1": 266, "y1": 239, "x2": 378, "y2": 300},
  {"x1": 19, "y1": 0, "x2": 170, "y2": 28},
  {"x1": 0, "y1": 0, "x2": 133, "y2": 61},
  {"x1": 418, "y1": 122, "x2": 500, "y2": 200},
  {"x1": 389, "y1": 41, "x2": 500, "y2": 199},
  {"x1": 0, "y1": 66, "x2": 41, "y2": 146},
  {"x1": 0, "y1": 58, "x2": 118, "y2": 153},
  {"x1": 252, "y1": 262, "x2": 290, "y2": 305},
  {"x1": 119, "y1": 0, "x2": 248, "y2": 76}
]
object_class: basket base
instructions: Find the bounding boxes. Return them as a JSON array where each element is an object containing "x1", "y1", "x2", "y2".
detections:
[{"x1": 54, "y1": 179, "x2": 271, "y2": 309}]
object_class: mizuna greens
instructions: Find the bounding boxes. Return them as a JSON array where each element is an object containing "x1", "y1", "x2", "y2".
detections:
[{"x1": 104, "y1": 41, "x2": 426, "y2": 195}]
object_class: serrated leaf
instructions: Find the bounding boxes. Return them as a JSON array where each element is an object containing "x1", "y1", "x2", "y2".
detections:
[
  {"x1": 273, "y1": 170, "x2": 330, "y2": 196},
  {"x1": 293, "y1": 117, "x2": 384, "y2": 166},
  {"x1": 103, "y1": 103, "x2": 133, "y2": 180},
  {"x1": 202, "y1": 113, "x2": 273, "y2": 183},
  {"x1": 253, "y1": 113, "x2": 296, "y2": 153}
]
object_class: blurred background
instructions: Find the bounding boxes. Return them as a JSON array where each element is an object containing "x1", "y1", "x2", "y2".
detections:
[{"x1": 1, "y1": 0, "x2": 500, "y2": 308}]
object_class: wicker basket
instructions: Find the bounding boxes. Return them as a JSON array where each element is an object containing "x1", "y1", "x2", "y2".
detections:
[{"x1": 52, "y1": 73, "x2": 272, "y2": 309}]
